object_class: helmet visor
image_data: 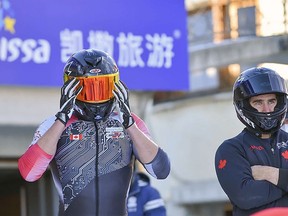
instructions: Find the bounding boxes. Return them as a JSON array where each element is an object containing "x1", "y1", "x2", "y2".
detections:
[
  {"x1": 65, "y1": 72, "x2": 119, "y2": 103},
  {"x1": 239, "y1": 73, "x2": 287, "y2": 98}
]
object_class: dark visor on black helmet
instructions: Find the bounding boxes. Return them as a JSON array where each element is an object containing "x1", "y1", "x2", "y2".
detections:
[{"x1": 234, "y1": 72, "x2": 287, "y2": 100}]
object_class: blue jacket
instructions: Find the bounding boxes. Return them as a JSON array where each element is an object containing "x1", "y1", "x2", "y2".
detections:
[{"x1": 128, "y1": 173, "x2": 166, "y2": 216}]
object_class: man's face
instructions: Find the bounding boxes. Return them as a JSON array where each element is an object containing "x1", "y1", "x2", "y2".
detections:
[{"x1": 249, "y1": 93, "x2": 277, "y2": 113}]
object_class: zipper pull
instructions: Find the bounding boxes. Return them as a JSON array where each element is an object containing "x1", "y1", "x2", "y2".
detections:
[{"x1": 271, "y1": 147, "x2": 275, "y2": 154}]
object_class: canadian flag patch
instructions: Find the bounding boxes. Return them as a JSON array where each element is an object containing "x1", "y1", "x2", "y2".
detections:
[{"x1": 70, "y1": 134, "x2": 83, "y2": 140}]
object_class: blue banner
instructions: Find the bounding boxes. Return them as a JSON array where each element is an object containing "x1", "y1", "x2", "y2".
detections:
[{"x1": 0, "y1": 0, "x2": 189, "y2": 90}]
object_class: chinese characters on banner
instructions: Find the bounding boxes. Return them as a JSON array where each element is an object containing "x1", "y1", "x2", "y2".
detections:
[
  {"x1": 0, "y1": 0, "x2": 189, "y2": 90},
  {"x1": 60, "y1": 30, "x2": 175, "y2": 69}
]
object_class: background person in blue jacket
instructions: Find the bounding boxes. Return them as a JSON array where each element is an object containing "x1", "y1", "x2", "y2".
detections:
[
  {"x1": 215, "y1": 67, "x2": 288, "y2": 216},
  {"x1": 128, "y1": 171, "x2": 166, "y2": 216}
]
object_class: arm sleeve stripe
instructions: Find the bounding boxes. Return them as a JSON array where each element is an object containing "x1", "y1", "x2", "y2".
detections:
[
  {"x1": 132, "y1": 113, "x2": 151, "y2": 138},
  {"x1": 18, "y1": 144, "x2": 53, "y2": 182},
  {"x1": 144, "y1": 148, "x2": 170, "y2": 179},
  {"x1": 144, "y1": 199, "x2": 165, "y2": 211}
]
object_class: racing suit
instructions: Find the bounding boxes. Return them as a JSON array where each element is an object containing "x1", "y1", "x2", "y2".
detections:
[
  {"x1": 18, "y1": 111, "x2": 170, "y2": 216},
  {"x1": 215, "y1": 128, "x2": 288, "y2": 216}
]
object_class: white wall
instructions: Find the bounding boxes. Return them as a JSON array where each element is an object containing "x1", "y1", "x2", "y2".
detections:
[{"x1": 0, "y1": 86, "x2": 59, "y2": 126}]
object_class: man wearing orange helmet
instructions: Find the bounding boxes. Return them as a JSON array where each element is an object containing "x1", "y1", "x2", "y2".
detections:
[{"x1": 18, "y1": 49, "x2": 170, "y2": 216}]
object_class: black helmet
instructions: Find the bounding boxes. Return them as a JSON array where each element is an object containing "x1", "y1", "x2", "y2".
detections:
[
  {"x1": 233, "y1": 67, "x2": 287, "y2": 135},
  {"x1": 63, "y1": 49, "x2": 120, "y2": 121}
]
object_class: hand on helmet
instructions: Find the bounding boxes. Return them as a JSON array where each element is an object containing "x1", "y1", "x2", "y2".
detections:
[
  {"x1": 113, "y1": 81, "x2": 135, "y2": 129},
  {"x1": 55, "y1": 78, "x2": 82, "y2": 125}
]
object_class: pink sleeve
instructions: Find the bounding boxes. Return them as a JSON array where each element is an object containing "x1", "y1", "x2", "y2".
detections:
[
  {"x1": 18, "y1": 144, "x2": 53, "y2": 182},
  {"x1": 132, "y1": 113, "x2": 151, "y2": 138}
]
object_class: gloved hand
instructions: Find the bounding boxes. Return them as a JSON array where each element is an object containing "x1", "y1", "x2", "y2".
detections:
[
  {"x1": 113, "y1": 81, "x2": 135, "y2": 128},
  {"x1": 55, "y1": 78, "x2": 82, "y2": 125}
]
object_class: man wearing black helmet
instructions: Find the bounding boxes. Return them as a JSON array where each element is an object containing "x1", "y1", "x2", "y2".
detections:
[
  {"x1": 215, "y1": 67, "x2": 288, "y2": 216},
  {"x1": 18, "y1": 49, "x2": 170, "y2": 216}
]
